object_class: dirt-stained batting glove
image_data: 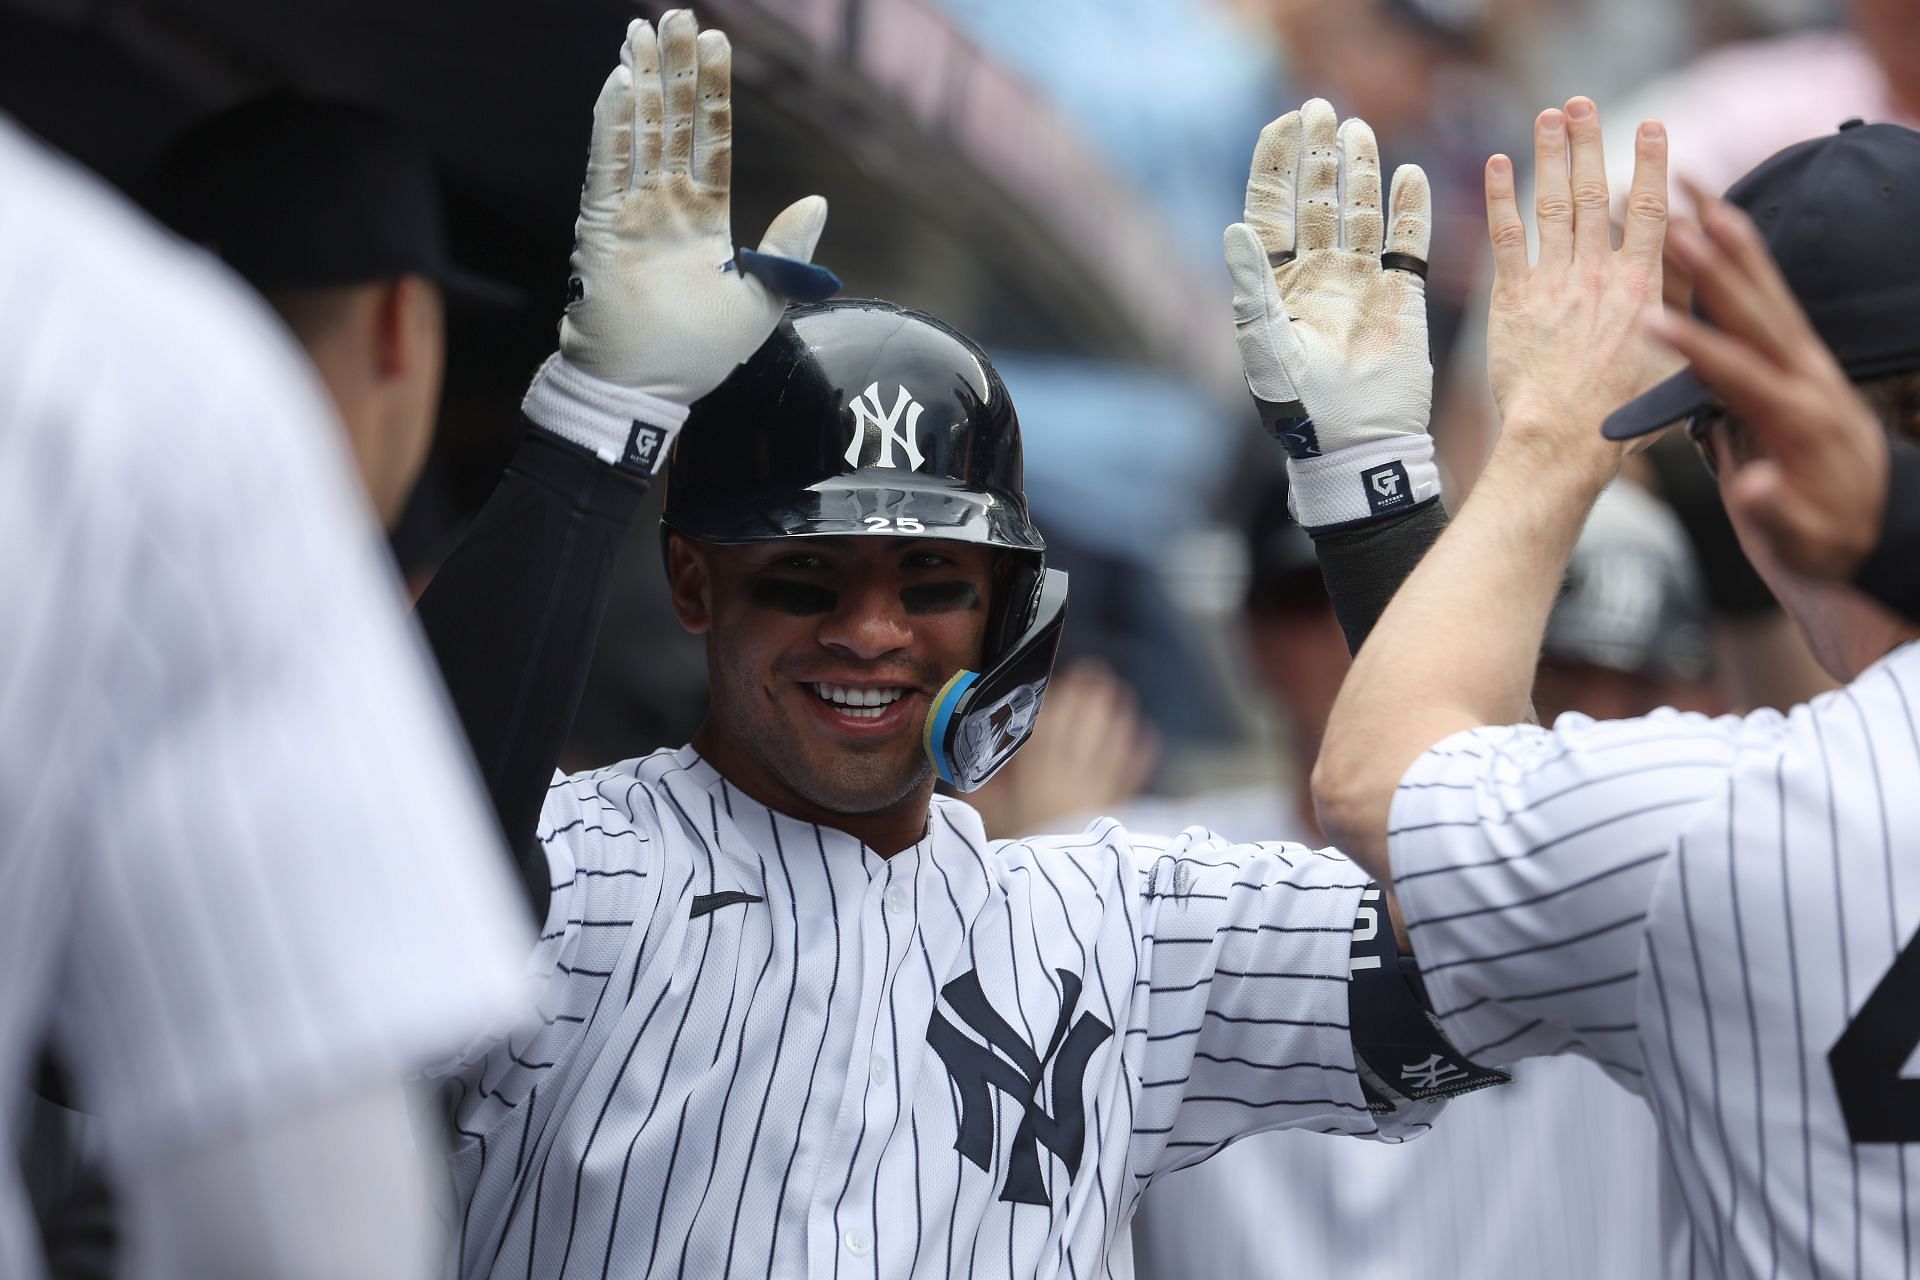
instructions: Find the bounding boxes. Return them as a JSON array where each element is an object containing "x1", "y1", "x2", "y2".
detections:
[
  {"x1": 1225, "y1": 99, "x2": 1435, "y2": 531},
  {"x1": 523, "y1": 11, "x2": 839, "y2": 473}
]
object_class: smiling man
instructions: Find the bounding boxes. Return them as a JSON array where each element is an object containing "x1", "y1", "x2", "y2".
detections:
[
  {"x1": 426, "y1": 13, "x2": 1503, "y2": 1279},
  {"x1": 649, "y1": 302, "x2": 1056, "y2": 850}
]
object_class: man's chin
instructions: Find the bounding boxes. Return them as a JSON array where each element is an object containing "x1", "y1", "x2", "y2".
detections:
[{"x1": 786, "y1": 747, "x2": 933, "y2": 817}]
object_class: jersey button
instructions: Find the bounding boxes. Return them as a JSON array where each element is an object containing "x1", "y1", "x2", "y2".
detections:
[
  {"x1": 844, "y1": 1228, "x2": 872, "y2": 1257},
  {"x1": 884, "y1": 886, "x2": 910, "y2": 915},
  {"x1": 870, "y1": 1055, "x2": 890, "y2": 1085}
]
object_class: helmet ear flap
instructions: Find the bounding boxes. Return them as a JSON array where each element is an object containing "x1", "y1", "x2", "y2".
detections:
[
  {"x1": 925, "y1": 566, "x2": 1068, "y2": 791},
  {"x1": 984, "y1": 552, "x2": 1044, "y2": 667}
]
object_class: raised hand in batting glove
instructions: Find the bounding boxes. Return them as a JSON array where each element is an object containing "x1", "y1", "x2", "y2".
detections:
[
  {"x1": 524, "y1": 11, "x2": 839, "y2": 473},
  {"x1": 1224, "y1": 100, "x2": 1435, "y2": 532}
]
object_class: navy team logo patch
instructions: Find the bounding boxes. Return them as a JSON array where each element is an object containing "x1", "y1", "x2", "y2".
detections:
[
  {"x1": 926, "y1": 968, "x2": 1112, "y2": 1205},
  {"x1": 623, "y1": 420, "x2": 671, "y2": 472},
  {"x1": 1362, "y1": 460, "x2": 1412, "y2": 516}
]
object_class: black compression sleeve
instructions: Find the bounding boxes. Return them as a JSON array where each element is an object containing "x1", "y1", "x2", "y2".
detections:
[
  {"x1": 1309, "y1": 498, "x2": 1450, "y2": 656},
  {"x1": 1854, "y1": 441, "x2": 1920, "y2": 624},
  {"x1": 416, "y1": 427, "x2": 650, "y2": 924}
]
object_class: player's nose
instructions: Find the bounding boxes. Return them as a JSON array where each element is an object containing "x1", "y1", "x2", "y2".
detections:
[{"x1": 816, "y1": 576, "x2": 912, "y2": 661}]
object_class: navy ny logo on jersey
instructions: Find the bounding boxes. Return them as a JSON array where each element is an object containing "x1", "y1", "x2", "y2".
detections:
[{"x1": 926, "y1": 968, "x2": 1113, "y2": 1205}]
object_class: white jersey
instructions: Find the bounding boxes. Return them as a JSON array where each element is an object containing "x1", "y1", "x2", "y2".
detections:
[
  {"x1": 446, "y1": 746, "x2": 1443, "y2": 1278},
  {"x1": 1392, "y1": 642, "x2": 1920, "y2": 1278},
  {"x1": 1122, "y1": 790, "x2": 1662, "y2": 1280},
  {"x1": 0, "y1": 119, "x2": 530, "y2": 1277}
]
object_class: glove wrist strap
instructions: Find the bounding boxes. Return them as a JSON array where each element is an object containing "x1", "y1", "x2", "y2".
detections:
[
  {"x1": 522, "y1": 353, "x2": 690, "y2": 475},
  {"x1": 1287, "y1": 435, "x2": 1440, "y2": 532}
]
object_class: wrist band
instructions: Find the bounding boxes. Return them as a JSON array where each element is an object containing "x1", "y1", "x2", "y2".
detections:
[
  {"x1": 521, "y1": 353, "x2": 689, "y2": 475},
  {"x1": 1287, "y1": 435, "x2": 1441, "y2": 530}
]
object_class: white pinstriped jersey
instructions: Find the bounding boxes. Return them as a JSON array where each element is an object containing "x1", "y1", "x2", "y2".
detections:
[
  {"x1": 446, "y1": 746, "x2": 1443, "y2": 1278},
  {"x1": 1122, "y1": 792, "x2": 1663, "y2": 1280},
  {"x1": 1393, "y1": 642, "x2": 1920, "y2": 1278},
  {"x1": 0, "y1": 119, "x2": 531, "y2": 1279}
]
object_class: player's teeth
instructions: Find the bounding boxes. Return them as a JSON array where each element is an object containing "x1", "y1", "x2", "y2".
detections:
[{"x1": 811, "y1": 683, "x2": 907, "y2": 708}]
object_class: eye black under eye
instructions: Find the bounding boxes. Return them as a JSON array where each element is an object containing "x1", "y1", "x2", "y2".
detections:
[
  {"x1": 901, "y1": 581, "x2": 981, "y2": 614},
  {"x1": 751, "y1": 579, "x2": 837, "y2": 616}
]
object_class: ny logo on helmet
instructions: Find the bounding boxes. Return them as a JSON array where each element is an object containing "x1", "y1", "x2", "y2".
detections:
[{"x1": 844, "y1": 382, "x2": 928, "y2": 471}]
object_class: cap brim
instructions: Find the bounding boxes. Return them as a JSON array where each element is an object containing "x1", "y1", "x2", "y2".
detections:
[
  {"x1": 439, "y1": 264, "x2": 526, "y2": 310},
  {"x1": 1601, "y1": 367, "x2": 1713, "y2": 441}
]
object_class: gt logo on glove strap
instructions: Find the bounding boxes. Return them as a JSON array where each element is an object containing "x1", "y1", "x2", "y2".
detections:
[{"x1": 1364, "y1": 461, "x2": 1412, "y2": 515}]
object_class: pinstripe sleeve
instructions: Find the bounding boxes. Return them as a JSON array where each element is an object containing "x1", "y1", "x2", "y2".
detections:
[
  {"x1": 1123, "y1": 827, "x2": 1442, "y2": 1184},
  {"x1": 1389, "y1": 709, "x2": 1747, "y2": 1078},
  {"x1": 527, "y1": 763, "x2": 667, "y2": 990}
]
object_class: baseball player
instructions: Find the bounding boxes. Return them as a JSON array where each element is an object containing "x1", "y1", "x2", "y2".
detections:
[
  {"x1": 1295, "y1": 91, "x2": 1920, "y2": 1275},
  {"x1": 422, "y1": 13, "x2": 1506, "y2": 1278},
  {"x1": 0, "y1": 117, "x2": 530, "y2": 1277},
  {"x1": 144, "y1": 93, "x2": 523, "y2": 532},
  {"x1": 20, "y1": 97, "x2": 536, "y2": 1280},
  {"x1": 1128, "y1": 482, "x2": 1707, "y2": 1279}
]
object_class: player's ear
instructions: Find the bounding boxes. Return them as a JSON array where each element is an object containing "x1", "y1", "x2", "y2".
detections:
[
  {"x1": 666, "y1": 532, "x2": 714, "y2": 633},
  {"x1": 372, "y1": 274, "x2": 439, "y2": 380}
]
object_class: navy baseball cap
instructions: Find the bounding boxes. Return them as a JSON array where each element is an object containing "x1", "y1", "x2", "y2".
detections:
[
  {"x1": 1602, "y1": 119, "x2": 1920, "y2": 440},
  {"x1": 143, "y1": 93, "x2": 523, "y2": 308}
]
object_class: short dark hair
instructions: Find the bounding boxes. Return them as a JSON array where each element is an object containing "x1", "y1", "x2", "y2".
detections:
[
  {"x1": 1857, "y1": 369, "x2": 1920, "y2": 444},
  {"x1": 259, "y1": 283, "x2": 365, "y2": 348}
]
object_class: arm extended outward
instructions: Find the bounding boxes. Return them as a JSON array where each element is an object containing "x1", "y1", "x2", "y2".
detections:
[{"x1": 1311, "y1": 101, "x2": 1674, "y2": 880}]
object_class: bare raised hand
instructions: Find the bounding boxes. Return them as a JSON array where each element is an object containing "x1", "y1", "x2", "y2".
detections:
[{"x1": 1483, "y1": 99, "x2": 1672, "y2": 478}]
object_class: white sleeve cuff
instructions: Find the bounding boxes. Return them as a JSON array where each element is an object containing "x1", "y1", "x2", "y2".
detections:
[
  {"x1": 1286, "y1": 435, "x2": 1440, "y2": 532},
  {"x1": 520, "y1": 353, "x2": 690, "y2": 474}
]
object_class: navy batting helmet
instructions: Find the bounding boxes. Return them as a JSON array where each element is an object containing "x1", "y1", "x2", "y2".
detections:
[{"x1": 662, "y1": 300, "x2": 1068, "y2": 791}]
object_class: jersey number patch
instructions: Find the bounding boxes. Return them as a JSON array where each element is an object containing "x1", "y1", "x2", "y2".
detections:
[{"x1": 1829, "y1": 921, "x2": 1920, "y2": 1143}]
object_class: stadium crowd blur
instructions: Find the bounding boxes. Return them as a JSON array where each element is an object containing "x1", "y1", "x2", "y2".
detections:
[
  {"x1": 5, "y1": 0, "x2": 1905, "y2": 775},
  {"x1": 4, "y1": 0, "x2": 1918, "y2": 1273}
]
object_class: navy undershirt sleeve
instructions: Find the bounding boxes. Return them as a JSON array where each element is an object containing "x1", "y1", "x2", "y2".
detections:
[
  {"x1": 415, "y1": 427, "x2": 650, "y2": 923},
  {"x1": 1309, "y1": 498, "x2": 1450, "y2": 655}
]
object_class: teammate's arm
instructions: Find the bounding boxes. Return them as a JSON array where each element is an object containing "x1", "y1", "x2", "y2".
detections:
[
  {"x1": 412, "y1": 11, "x2": 834, "y2": 922},
  {"x1": 1311, "y1": 102, "x2": 1673, "y2": 878}
]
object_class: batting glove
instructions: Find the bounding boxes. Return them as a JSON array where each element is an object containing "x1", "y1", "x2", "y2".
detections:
[
  {"x1": 524, "y1": 11, "x2": 839, "y2": 473},
  {"x1": 1224, "y1": 99, "x2": 1436, "y2": 531}
]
